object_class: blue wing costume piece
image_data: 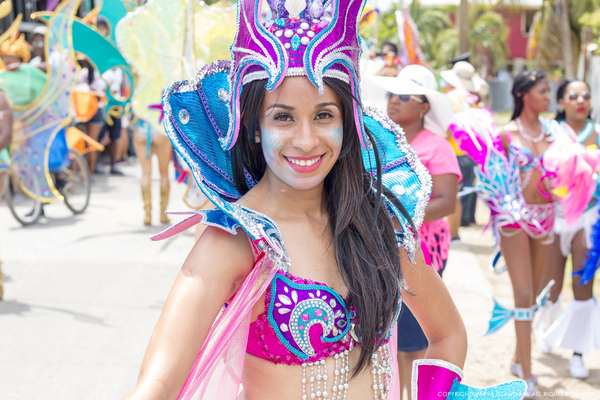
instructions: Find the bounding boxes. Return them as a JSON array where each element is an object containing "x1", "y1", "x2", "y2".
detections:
[
  {"x1": 447, "y1": 379, "x2": 526, "y2": 400},
  {"x1": 8, "y1": 0, "x2": 80, "y2": 203},
  {"x1": 577, "y1": 197, "x2": 600, "y2": 286},
  {"x1": 483, "y1": 280, "x2": 555, "y2": 336}
]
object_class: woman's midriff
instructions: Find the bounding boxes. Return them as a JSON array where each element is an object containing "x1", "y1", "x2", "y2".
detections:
[
  {"x1": 241, "y1": 347, "x2": 380, "y2": 400},
  {"x1": 520, "y1": 167, "x2": 553, "y2": 205}
]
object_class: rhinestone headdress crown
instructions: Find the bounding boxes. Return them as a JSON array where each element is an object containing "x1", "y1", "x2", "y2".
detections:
[{"x1": 222, "y1": 0, "x2": 368, "y2": 150}]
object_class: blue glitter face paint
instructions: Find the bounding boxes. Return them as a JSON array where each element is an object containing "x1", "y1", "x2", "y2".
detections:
[
  {"x1": 327, "y1": 126, "x2": 343, "y2": 149},
  {"x1": 261, "y1": 128, "x2": 284, "y2": 164}
]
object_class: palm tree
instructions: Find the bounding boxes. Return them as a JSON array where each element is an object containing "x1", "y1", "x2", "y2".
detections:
[
  {"x1": 459, "y1": 0, "x2": 469, "y2": 54},
  {"x1": 431, "y1": 7, "x2": 508, "y2": 77},
  {"x1": 408, "y1": 2, "x2": 453, "y2": 64},
  {"x1": 375, "y1": 0, "x2": 453, "y2": 66},
  {"x1": 471, "y1": 10, "x2": 509, "y2": 78},
  {"x1": 528, "y1": 0, "x2": 599, "y2": 77}
]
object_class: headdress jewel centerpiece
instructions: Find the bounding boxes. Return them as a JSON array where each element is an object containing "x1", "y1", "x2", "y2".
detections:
[{"x1": 224, "y1": 0, "x2": 368, "y2": 150}]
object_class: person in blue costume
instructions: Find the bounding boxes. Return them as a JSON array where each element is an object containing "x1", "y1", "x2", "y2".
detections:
[
  {"x1": 122, "y1": 0, "x2": 526, "y2": 399},
  {"x1": 536, "y1": 79, "x2": 600, "y2": 379}
]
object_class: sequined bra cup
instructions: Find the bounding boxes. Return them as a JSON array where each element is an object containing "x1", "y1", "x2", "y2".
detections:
[
  {"x1": 509, "y1": 143, "x2": 537, "y2": 171},
  {"x1": 246, "y1": 271, "x2": 359, "y2": 365}
]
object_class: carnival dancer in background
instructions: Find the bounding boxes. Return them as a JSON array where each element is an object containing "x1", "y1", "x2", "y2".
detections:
[
  {"x1": 120, "y1": 0, "x2": 529, "y2": 396},
  {"x1": 74, "y1": 57, "x2": 107, "y2": 175},
  {"x1": 131, "y1": 119, "x2": 172, "y2": 225},
  {"x1": 536, "y1": 79, "x2": 600, "y2": 379},
  {"x1": 29, "y1": 25, "x2": 47, "y2": 72},
  {"x1": 369, "y1": 65, "x2": 461, "y2": 399},
  {"x1": 440, "y1": 61, "x2": 491, "y2": 241},
  {"x1": 498, "y1": 69, "x2": 557, "y2": 397},
  {"x1": 0, "y1": 88, "x2": 13, "y2": 300}
]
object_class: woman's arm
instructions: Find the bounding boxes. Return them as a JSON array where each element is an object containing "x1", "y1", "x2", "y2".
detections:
[
  {"x1": 499, "y1": 124, "x2": 514, "y2": 157},
  {"x1": 123, "y1": 226, "x2": 255, "y2": 400},
  {"x1": 422, "y1": 173, "x2": 458, "y2": 222},
  {"x1": 400, "y1": 248, "x2": 467, "y2": 368}
]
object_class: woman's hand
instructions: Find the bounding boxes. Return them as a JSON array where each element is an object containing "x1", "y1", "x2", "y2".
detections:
[{"x1": 399, "y1": 248, "x2": 467, "y2": 369}]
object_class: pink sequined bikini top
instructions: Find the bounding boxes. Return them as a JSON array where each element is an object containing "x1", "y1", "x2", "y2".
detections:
[{"x1": 246, "y1": 271, "x2": 359, "y2": 365}]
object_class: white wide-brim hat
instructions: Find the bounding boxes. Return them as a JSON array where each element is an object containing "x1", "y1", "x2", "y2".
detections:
[
  {"x1": 362, "y1": 64, "x2": 454, "y2": 137},
  {"x1": 440, "y1": 61, "x2": 484, "y2": 94}
]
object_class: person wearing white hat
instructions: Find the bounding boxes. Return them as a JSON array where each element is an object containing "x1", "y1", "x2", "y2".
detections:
[
  {"x1": 29, "y1": 25, "x2": 48, "y2": 72},
  {"x1": 440, "y1": 61, "x2": 491, "y2": 108},
  {"x1": 440, "y1": 61, "x2": 491, "y2": 241},
  {"x1": 368, "y1": 65, "x2": 462, "y2": 398}
]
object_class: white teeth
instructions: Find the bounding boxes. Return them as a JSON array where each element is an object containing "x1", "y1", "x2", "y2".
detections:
[{"x1": 288, "y1": 156, "x2": 321, "y2": 167}]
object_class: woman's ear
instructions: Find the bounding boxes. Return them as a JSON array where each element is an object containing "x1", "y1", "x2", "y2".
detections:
[
  {"x1": 557, "y1": 97, "x2": 565, "y2": 112},
  {"x1": 254, "y1": 124, "x2": 262, "y2": 143},
  {"x1": 421, "y1": 102, "x2": 431, "y2": 116}
]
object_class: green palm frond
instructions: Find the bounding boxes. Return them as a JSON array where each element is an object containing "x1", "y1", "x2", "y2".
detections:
[
  {"x1": 433, "y1": 28, "x2": 459, "y2": 67},
  {"x1": 530, "y1": 1, "x2": 564, "y2": 72}
]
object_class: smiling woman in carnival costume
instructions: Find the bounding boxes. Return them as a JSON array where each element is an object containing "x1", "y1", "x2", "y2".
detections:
[
  {"x1": 121, "y1": 0, "x2": 526, "y2": 399},
  {"x1": 535, "y1": 79, "x2": 600, "y2": 380},
  {"x1": 496, "y1": 69, "x2": 561, "y2": 398}
]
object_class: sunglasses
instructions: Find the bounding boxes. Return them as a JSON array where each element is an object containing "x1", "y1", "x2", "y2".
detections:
[
  {"x1": 567, "y1": 92, "x2": 591, "y2": 101},
  {"x1": 386, "y1": 93, "x2": 425, "y2": 104}
]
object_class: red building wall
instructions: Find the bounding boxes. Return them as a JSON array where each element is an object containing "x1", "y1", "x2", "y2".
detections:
[{"x1": 505, "y1": 12, "x2": 530, "y2": 59}]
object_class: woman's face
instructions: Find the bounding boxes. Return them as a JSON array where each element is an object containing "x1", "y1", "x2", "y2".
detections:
[
  {"x1": 558, "y1": 81, "x2": 591, "y2": 122},
  {"x1": 386, "y1": 93, "x2": 429, "y2": 127},
  {"x1": 258, "y1": 76, "x2": 343, "y2": 192},
  {"x1": 523, "y1": 77, "x2": 551, "y2": 114}
]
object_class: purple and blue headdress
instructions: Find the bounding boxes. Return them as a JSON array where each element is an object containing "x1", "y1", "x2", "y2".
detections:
[
  {"x1": 157, "y1": 0, "x2": 433, "y2": 264},
  {"x1": 224, "y1": 0, "x2": 368, "y2": 150}
]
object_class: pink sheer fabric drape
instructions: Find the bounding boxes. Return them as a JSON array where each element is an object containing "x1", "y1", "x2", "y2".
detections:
[
  {"x1": 177, "y1": 240, "x2": 279, "y2": 400},
  {"x1": 389, "y1": 322, "x2": 401, "y2": 399}
]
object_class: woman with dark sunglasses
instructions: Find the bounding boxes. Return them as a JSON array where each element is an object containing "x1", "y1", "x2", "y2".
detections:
[
  {"x1": 535, "y1": 79, "x2": 600, "y2": 379},
  {"x1": 369, "y1": 65, "x2": 461, "y2": 399}
]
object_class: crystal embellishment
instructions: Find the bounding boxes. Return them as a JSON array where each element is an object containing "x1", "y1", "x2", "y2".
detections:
[
  {"x1": 178, "y1": 109, "x2": 190, "y2": 124},
  {"x1": 291, "y1": 34, "x2": 301, "y2": 51},
  {"x1": 217, "y1": 89, "x2": 228, "y2": 102}
]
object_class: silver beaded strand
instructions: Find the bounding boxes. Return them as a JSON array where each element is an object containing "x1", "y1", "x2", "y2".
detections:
[{"x1": 299, "y1": 343, "x2": 394, "y2": 399}]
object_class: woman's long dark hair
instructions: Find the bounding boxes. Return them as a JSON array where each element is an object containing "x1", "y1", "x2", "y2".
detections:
[
  {"x1": 555, "y1": 79, "x2": 592, "y2": 121},
  {"x1": 511, "y1": 68, "x2": 547, "y2": 120},
  {"x1": 231, "y1": 77, "x2": 414, "y2": 375}
]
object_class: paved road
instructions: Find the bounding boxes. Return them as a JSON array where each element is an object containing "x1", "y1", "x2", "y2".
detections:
[{"x1": 1, "y1": 161, "x2": 598, "y2": 399}]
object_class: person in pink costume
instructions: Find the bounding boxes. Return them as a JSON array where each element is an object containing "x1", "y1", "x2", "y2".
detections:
[
  {"x1": 499, "y1": 69, "x2": 558, "y2": 398},
  {"x1": 369, "y1": 65, "x2": 461, "y2": 399},
  {"x1": 536, "y1": 79, "x2": 600, "y2": 379}
]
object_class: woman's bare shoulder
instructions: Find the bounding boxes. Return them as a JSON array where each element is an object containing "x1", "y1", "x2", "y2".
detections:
[
  {"x1": 502, "y1": 120, "x2": 517, "y2": 134},
  {"x1": 183, "y1": 225, "x2": 255, "y2": 282}
]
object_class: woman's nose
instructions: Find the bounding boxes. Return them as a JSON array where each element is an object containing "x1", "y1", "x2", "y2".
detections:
[{"x1": 291, "y1": 121, "x2": 319, "y2": 151}]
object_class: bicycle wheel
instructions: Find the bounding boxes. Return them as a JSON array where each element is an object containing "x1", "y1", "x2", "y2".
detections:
[
  {"x1": 4, "y1": 173, "x2": 43, "y2": 226},
  {"x1": 61, "y1": 149, "x2": 91, "y2": 215}
]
